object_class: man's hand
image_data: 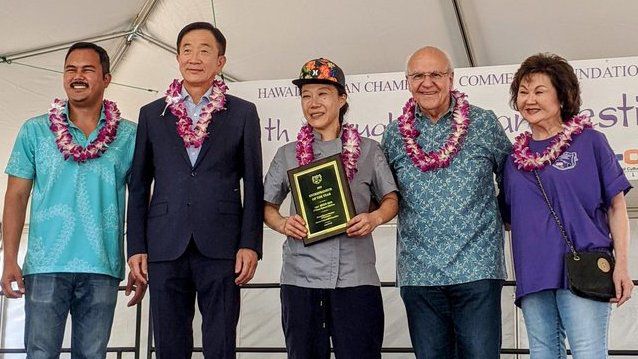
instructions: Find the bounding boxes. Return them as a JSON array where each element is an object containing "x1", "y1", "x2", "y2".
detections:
[
  {"x1": 127, "y1": 254, "x2": 148, "y2": 285},
  {"x1": 235, "y1": 248, "x2": 258, "y2": 285},
  {"x1": 125, "y1": 271, "x2": 148, "y2": 307},
  {"x1": 1, "y1": 262, "x2": 25, "y2": 298},
  {"x1": 1, "y1": 176, "x2": 32, "y2": 299}
]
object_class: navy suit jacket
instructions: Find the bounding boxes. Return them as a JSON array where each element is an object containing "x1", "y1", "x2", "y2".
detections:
[{"x1": 127, "y1": 94, "x2": 264, "y2": 262}]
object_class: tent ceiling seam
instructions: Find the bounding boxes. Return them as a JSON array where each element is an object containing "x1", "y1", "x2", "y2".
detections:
[
  {"x1": 208, "y1": 0, "x2": 240, "y2": 82},
  {"x1": 451, "y1": 0, "x2": 476, "y2": 67},
  {"x1": 1, "y1": 31, "x2": 133, "y2": 61},
  {"x1": 211, "y1": 0, "x2": 217, "y2": 27},
  {"x1": 1, "y1": 60, "x2": 159, "y2": 93}
]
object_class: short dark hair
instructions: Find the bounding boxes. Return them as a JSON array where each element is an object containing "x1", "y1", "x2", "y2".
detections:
[
  {"x1": 176, "y1": 22, "x2": 227, "y2": 55},
  {"x1": 64, "y1": 42, "x2": 111, "y2": 76},
  {"x1": 510, "y1": 53, "x2": 581, "y2": 120},
  {"x1": 337, "y1": 86, "x2": 349, "y2": 124}
]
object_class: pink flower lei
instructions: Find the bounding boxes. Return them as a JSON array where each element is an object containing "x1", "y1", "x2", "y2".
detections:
[
  {"x1": 512, "y1": 114, "x2": 592, "y2": 171},
  {"x1": 296, "y1": 123, "x2": 362, "y2": 181},
  {"x1": 397, "y1": 90, "x2": 471, "y2": 172},
  {"x1": 49, "y1": 98, "x2": 120, "y2": 162},
  {"x1": 164, "y1": 79, "x2": 228, "y2": 148}
]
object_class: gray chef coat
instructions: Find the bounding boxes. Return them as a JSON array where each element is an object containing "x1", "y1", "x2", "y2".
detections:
[{"x1": 264, "y1": 130, "x2": 397, "y2": 288}]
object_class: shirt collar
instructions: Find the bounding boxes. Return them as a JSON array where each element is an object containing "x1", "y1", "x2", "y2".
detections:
[
  {"x1": 181, "y1": 85, "x2": 213, "y2": 105},
  {"x1": 311, "y1": 126, "x2": 344, "y2": 142},
  {"x1": 415, "y1": 95, "x2": 457, "y2": 123},
  {"x1": 63, "y1": 101, "x2": 107, "y2": 129}
]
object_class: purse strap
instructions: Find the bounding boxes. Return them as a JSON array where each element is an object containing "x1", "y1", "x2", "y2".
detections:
[{"x1": 533, "y1": 170, "x2": 580, "y2": 260}]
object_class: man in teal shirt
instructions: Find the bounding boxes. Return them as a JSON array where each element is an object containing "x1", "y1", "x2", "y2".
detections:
[
  {"x1": 382, "y1": 46, "x2": 511, "y2": 358},
  {"x1": 1, "y1": 42, "x2": 146, "y2": 358}
]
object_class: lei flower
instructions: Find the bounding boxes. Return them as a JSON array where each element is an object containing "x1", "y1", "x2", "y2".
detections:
[
  {"x1": 512, "y1": 114, "x2": 592, "y2": 171},
  {"x1": 397, "y1": 90, "x2": 470, "y2": 172},
  {"x1": 49, "y1": 98, "x2": 120, "y2": 162},
  {"x1": 164, "y1": 79, "x2": 228, "y2": 148},
  {"x1": 296, "y1": 123, "x2": 362, "y2": 181}
]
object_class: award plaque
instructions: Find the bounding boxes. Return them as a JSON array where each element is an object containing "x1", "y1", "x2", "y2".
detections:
[{"x1": 287, "y1": 154, "x2": 356, "y2": 246}]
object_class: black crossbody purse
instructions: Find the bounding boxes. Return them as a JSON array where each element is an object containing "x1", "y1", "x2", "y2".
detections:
[{"x1": 533, "y1": 170, "x2": 615, "y2": 302}]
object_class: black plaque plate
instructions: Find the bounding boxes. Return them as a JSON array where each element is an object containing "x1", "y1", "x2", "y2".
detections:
[{"x1": 287, "y1": 154, "x2": 356, "y2": 246}]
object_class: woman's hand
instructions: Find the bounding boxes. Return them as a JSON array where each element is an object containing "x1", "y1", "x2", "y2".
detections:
[
  {"x1": 346, "y1": 192, "x2": 399, "y2": 238},
  {"x1": 265, "y1": 202, "x2": 307, "y2": 240},
  {"x1": 346, "y1": 213, "x2": 382, "y2": 238},
  {"x1": 611, "y1": 264, "x2": 634, "y2": 307},
  {"x1": 280, "y1": 215, "x2": 307, "y2": 240},
  {"x1": 607, "y1": 192, "x2": 633, "y2": 307}
]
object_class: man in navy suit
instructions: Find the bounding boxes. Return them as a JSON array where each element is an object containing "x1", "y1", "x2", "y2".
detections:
[{"x1": 126, "y1": 22, "x2": 263, "y2": 358}]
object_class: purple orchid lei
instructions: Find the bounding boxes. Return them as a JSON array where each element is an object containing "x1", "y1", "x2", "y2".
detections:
[
  {"x1": 164, "y1": 79, "x2": 228, "y2": 148},
  {"x1": 397, "y1": 90, "x2": 471, "y2": 172},
  {"x1": 295, "y1": 123, "x2": 362, "y2": 181},
  {"x1": 49, "y1": 98, "x2": 120, "y2": 162},
  {"x1": 512, "y1": 114, "x2": 592, "y2": 171}
]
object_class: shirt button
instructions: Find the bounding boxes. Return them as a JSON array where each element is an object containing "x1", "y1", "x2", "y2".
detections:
[{"x1": 187, "y1": 202, "x2": 192, "y2": 207}]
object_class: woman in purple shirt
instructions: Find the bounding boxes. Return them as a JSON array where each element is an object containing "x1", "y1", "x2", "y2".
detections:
[{"x1": 502, "y1": 53, "x2": 633, "y2": 358}]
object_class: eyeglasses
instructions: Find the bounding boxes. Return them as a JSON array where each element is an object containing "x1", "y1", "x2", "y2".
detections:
[{"x1": 406, "y1": 71, "x2": 450, "y2": 82}]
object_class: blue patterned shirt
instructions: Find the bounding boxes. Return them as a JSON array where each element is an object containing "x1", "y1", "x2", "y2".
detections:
[
  {"x1": 5, "y1": 103, "x2": 137, "y2": 279},
  {"x1": 382, "y1": 98, "x2": 511, "y2": 286}
]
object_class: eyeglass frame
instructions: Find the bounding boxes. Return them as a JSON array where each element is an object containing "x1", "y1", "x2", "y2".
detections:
[{"x1": 405, "y1": 70, "x2": 452, "y2": 83}]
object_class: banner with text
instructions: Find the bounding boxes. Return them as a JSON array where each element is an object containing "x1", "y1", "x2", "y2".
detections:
[{"x1": 229, "y1": 56, "x2": 638, "y2": 180}]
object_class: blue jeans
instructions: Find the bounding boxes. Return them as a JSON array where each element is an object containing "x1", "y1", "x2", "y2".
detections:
[
  {"x1": 24, "y1": 273, "x2": 120, "y2": 359},
  {"x1": 400, "y1": 279, "x2": 503, "y2": 359},
  {"x1": 521, "y1": 289, "x2": 611, "y2": 359}
]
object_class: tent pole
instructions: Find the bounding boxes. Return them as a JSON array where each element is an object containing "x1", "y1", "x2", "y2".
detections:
[
  {"x1": 451, "y1": 0, "x2": 475, "y2": 67},
  {"x1": 211, "y1": 0, "x2": 217, "y2": 27},
  {"x1": 111, "y1": 0, "x2": 161, "y2": 71},
  {"x1": 137, "y1": 32, "x2": 176, "y2": 54},
  {"x1": 208, "y1": 0, "x2": 240, "y2": 81},
  {"x1": 1, "y1": 31, "x2": 132, "y2": 62}
]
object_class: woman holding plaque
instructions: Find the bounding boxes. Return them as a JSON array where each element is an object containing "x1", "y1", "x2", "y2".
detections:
[
  {"x1": 264, "y1": 58, "x2": 398, "y2": 358},
  {"x1": 502, "y1": 53, "x2": 633, "y2": 358}
]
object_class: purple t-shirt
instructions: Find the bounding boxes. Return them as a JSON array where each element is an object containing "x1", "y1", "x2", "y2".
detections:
[{"x1": 502, "y1": 128, "x2": 632, "y2": 306}]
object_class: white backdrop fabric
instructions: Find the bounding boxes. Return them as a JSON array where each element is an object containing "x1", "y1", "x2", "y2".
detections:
[
  {"x1": 229, "y1": 56, "x2": 638, "y2": 180},
  {"x1": 1, "y1": 57, "x2": 637, "y2": 358}
]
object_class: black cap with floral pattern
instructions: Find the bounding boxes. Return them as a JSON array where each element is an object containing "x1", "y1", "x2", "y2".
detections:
[{"x1": 292, "y1": 58, "x2": 345, "y2": 90}]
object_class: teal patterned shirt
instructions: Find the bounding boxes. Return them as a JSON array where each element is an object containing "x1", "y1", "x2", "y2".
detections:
[
  {"x1": 382, "y1": 98, "x2": 511, "y2": 286},
  {"x1": 5, "y1": 104, "x2": 137, "y2": 279}
]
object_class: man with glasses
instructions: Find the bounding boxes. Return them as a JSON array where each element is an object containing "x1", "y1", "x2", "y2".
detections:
[{"x1": 382, "y1": 46, "x2": 511, "y2": 358}]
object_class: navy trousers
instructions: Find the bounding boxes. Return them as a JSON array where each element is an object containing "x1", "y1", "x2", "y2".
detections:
[
  {"x1": 400, "y1": 279, "x2": 503, "y2": 359},
  {"x1": 148, "y1": 241, "x2": 239, "y2": 359},
  {"x1": 280, "y1": 284, "x2": 384, "y2": 359}
]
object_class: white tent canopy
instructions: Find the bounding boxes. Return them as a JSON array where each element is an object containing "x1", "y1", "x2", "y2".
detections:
[
  {"x1": 3, "y1": 0, "x2": 638, "y2": 121},
  {"x1": 1, "y1": 1, "x2": 637, "y2": 357}
]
